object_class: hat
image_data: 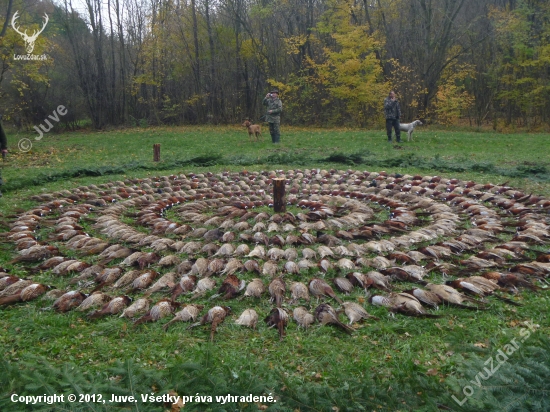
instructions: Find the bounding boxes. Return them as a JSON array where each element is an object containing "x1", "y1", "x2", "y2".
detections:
[{"x1": 270, "y1": 88, "x2": 279, "y2": 94}]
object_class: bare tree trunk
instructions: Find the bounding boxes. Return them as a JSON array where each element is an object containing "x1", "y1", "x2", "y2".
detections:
[
  {"x1": 115, "y1": 0, "x2": 127, "y2": 122},
  {"x1": 204, "y1": 0, "x2": 219, "y2": 121},
  {"x1": 107, "y1": 0, "x2": 118, "y2": 123},
  {"x1": 191, "y1": 0, "x2": 201, "y2": 94},
  {"x1": 0, "y1": 0, "x2": 13, "y2": 37}
]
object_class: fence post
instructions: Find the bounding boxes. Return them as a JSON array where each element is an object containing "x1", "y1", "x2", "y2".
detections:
[
  {"x1": 153, "y1": 144, "x2": 161, "y2": 162},
  {"x1": 273, "y1": 178, "x2": 286, "y2": 213}
]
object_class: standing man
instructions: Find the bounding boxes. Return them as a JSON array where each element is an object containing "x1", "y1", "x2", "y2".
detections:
[
  {"x1": 263, "y1": 88, "x2": 283, "y2": 144},
  {"x1": 0, "y1": 116, "x2": 7, "y2": 198},
  {"x1": 384, "y1": 91, "x2": 401, "y2": 143}
]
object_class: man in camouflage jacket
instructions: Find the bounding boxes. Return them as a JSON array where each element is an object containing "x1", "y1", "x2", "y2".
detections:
[
  {"x1": 262, "y1": 89, "x2": 283, "y2": 143},
  {"x1": 0, "y1": 116, "x2": 7, "y2": 197},
  {"x1": 384, "y1": 91, "x2": 401, "y2": 143}
]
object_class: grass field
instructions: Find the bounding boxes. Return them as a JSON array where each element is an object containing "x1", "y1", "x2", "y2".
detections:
[{"x1": 1, "y1": 125, "x2": 549, "y2": 412}]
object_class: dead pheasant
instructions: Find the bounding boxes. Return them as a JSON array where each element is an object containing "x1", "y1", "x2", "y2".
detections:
[
  {"x1": 265, "y1": 307, "x2": 289, "y2": 340},
  {"x1": 341, "y1": 302, "x2": 379, "y2": 324},
  {"x1": 88, "y1": 296, "x2": 132, "y2": 319},
  {"x1": 120, "y1": 298, "x2": 150, "y2": 319},
  {"x1": 370, "y1": 293, "x2": 441, "y2": 318},
  {"x1": 314, "y1": 303, "x2": 353, "y2": 334},
  {"x1": 293, "y1": 307, "x2": 315, "y2": 328},
  {"x1": 134, "y1": 299, "x2": 180, "y2": 326},
  {"x1": 289, "y1": 281, "x2": 310, "y2": 303},
  {"x1": 241, "y1": 278, "x2": 265, "y2": 299},
  {"x1": 482, "y1": 271, "x2": 539, "y2": 291},
  {"x1": 269, "y1": 277, "x2": 286, "y2": 308},
  {"x1": 425, "y1": 284, "x2": 487, "y2": 310},
  {"x1": 211, "y1": 274, "x2": 245, "y2": 300},
  {"x1": 235, "y1": 308, "x2": 259, "y2": 329},
  {"x1": 53, "y1": 290, "x2": 88, "y2": 312},
  {"x1": 76, "y1": 292, "x2": 111, "y2": 311},
  {"x1": 189, "y1": 306, "x2": 232, "y2": 342},
  {"x1": 446, "y1": 278, "x2": 522, "y2": 306},
  {"x1": 309, "y1": 278, "x2": 343, "y2": 304},
  {"x1": 171, "y1": 275, "x2": 197, "y2": 301},
  {"x1": 163, "y1": 304, "x2": 204, "y2": 330},
  {"x1": 0, "y1": 283, "x2": 50, "y2": 306}
]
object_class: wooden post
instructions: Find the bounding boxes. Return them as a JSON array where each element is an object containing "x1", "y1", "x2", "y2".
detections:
[
  {"x1": 273, "y1": 178, "x2": 286, "y2": 213},
  {"x1": 153, "y1": 144, "x2": 161, "y2": 162}
]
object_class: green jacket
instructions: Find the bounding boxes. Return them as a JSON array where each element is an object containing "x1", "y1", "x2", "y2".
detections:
[
  {"x1": 262, "y1": 96, "x2": 283, "y2": 123},
  {"x1": 0, "y1": 119, "x2": 6, "y2": 151}
]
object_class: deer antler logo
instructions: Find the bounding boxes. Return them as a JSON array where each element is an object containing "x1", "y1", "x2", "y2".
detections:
[{"x1": 11, "y1": 11, "x2": 49, "y2": 54}]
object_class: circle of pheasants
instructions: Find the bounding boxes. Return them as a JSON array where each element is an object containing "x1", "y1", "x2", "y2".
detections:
[{"x1": 1, "y1": 169, "x2": 549, "y2": 341}]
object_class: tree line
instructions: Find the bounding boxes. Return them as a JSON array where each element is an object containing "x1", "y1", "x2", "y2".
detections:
[{"x1": 0, "y1": 0, "x2": 549, "y2": 130}]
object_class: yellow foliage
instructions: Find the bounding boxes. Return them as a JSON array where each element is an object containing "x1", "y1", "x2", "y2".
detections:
[
  {"x1": 240, "y1": 39, "x2": 256, "y2": 59},
  {"x1": 434, "y1": 62, "x2": 475, "y2": 125},
  {"x1": 283, "y1": 35, "x2": 309, "y2": 55}
]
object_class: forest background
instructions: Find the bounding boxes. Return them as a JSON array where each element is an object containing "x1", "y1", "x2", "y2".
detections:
[{"x1": 0, "y1": 0, "x2": 549, "y2": 131}]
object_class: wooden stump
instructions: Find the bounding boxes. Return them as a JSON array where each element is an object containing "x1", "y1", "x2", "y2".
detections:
[
  {"x1": 273, "y1": 178, "x2": 286, "y2": 213},
  {"x1": 153, "y1": 144, "x2": 161, "y2": 162}
]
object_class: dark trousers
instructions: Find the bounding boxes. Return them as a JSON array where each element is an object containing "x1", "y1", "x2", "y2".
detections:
[
  {"x1": 386, "y1": 118, "x2": 401, "y2": 142},
  {"x1": 269, "y1": 122, "x2": 280, "y2": 143}
]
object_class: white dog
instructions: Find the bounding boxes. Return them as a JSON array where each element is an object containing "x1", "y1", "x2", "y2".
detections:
[{"x1": 399, "y1": 120, "x2": 423, "y2": 141}]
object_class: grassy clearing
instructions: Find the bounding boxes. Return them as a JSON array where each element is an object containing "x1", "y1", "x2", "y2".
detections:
[
  {"x1": 0, "y1": 126, "x2": 549, "y2": 411},
  {"x1": 2, "y1": 125, "x2": 550, "y2": 196}
]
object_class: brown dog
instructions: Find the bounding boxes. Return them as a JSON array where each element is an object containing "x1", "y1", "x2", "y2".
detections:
[{"x1": 242, "y1": 119, "x2": 262, "y2": 141}]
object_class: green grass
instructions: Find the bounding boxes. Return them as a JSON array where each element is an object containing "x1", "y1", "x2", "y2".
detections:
[
  {"x1": 2, "y1": 125, "x2": 550, "y2": 197},
  {"x1": 1, "y1": 126, "x2": 550, "y2": 411}
]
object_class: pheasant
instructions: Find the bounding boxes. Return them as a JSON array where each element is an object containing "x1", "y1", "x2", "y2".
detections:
[
  {"x1": 88, "y1": 296, "x2": 132, "y2": 319},
  {"x1": 137, "y1": 252, "x2": 160, "y2": 270},
  {"x1": 120, "y1": 298, "x2": 150, "y2": 319},
  {"x1": 0, "y1": 283, "x2": 50, "y2": 306},
  {"x1": 269, "y1": 277, "x2": 286, "y2": 308},
  {"x1": 190, "y1": 278, "x2": 217, "y2": 300},
  {"x1": 163, "y1": 304, "x2": 204, "y2": 330},
  {"x1": 76, "y1": 292, "x2": 112, "y2": 311},
  {"x1": 92, "y1": 267, "x2": 123, "y2": 291},
  {"x1": 190, "y1": 306, "x2": 232, "y2": 342},
  {"x1": 0, "y1": 276, "x2": 23, "y2": 292},
  {"x1": 212, "y1": 274, "x2": 245, "y2": 300},
  {"x1": 402, "y1": 288, "x2": 442, "y2": 309},
  {"x1": 9, "y1": 245, "x2": 59, "y2": 264},
  {"x1": 134, "y1": 299, "x2": 180, "y2": 326},
  {"x1": 241, "y1": 278, "x2": 265, "y2": 299},
  {"x1": 482, "y1": 271, "x2": 539, "y2": 291},
  {"x1": 243, "y1": 260, "x2": 261, "y2": 274},
  {"x1": 265, "y1": 307, "x2": 289, "y2": 340},
  {"x1": 446, "y1": 278, "x2": 522, "y2": 306},
  {"x1": 171, "y1": 275, "x2": 197, "y2": 301},
  {"x1": 293, "y1": 307, "x2": 315, "y2": 328},
  {"x1": 370, "y1": 293, "x2": 440, "y2": 318},
  {"x1": 143, "y1": 272, "x2": 177, "y2": 296},
  {"x1": 289, "y1": 281, "x2": 310, "y2": 303},
  {"x1": 53, "y1": 290, "x2": 88, "y2": 312},
  {"x1": 341, "y1": 302, "x2": 379, "y2": 325},
  {"x1": 235, "y1": 309, "x2": 259, "y2": 329},
  {"x1": 425, "y1": 284, "x2": 487, "y2": 310},
  {"x1": 332, "y1": 277, "x2": 354, "y2": 294},
  {"x1": 314, "y1": 303, "x2": 353, "y2": 334},
  {"x1": 309, "y1": 278, "x2": 343, "y2": 304}
]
